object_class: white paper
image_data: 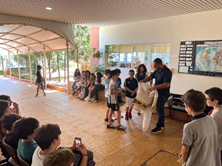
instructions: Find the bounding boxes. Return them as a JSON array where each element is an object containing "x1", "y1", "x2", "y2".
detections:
[{"x1": 179, "y1": 66, "x2": 189, "y2": 73}]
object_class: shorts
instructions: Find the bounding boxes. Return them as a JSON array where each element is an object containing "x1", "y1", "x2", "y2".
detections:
[
  {"x1": 105, "y1": 97, "x2": 109, "y2": 107},
  {"x1": 117, "y1": 95, "x2": 122, "y2": 104},
  {"x1": 37, "y1": 82, "x2": 44, "y2": 89},
  {"x1": 108, "y1": 103, "x2": 119, "y2": 111},
  {"x1": 126, "y1": 97, "x2": 134, "y2": 107}
]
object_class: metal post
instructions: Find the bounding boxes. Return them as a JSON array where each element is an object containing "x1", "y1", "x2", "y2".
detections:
[
  {"x1": 43, "y1": 46, "x2": 47, "y2": 88},
  {"x1": 17, "y1": 50, "x2": 21, "y2": 81},
  {"x1": 8, "y1": 51, "x2": 11, "y2": 79},
  {"x1": 28, "y1": 48, "x2": 32, "y2": 84},
  {"x1": 66, "y1": 40, "x2": 70, "y2": 95}
]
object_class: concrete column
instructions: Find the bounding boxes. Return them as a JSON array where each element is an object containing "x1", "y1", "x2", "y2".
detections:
[
  {"x1": 66, "y1": 40, "x2": 70, "y2": 95},
  {"x1": 28, "y1": 48, "x2": 32, "y2": 84},
  {"x1": 8, "y1": 51, "x2": 11, "y2": 79},
  {"x1": 43, "y1": 46, "x2": 47, "y2": 88},
  {"x1": 17, "y1": 50, "x2": 21, "y2": 81}
]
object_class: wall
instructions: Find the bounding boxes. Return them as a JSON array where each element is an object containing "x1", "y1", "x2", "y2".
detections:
[
  {"x1": 100, "y1": 9, "x2": 222, "y2": 94},
  {"x1": 90, "y1": 27, "x2": 100, "y2": 66}
]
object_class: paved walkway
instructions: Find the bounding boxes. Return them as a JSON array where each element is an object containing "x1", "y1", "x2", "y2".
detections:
[{"x1": 0, "y1": 76, "x2": 185, "y2": 166}]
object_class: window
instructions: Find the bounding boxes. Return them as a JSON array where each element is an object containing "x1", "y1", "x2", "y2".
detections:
[
  {"x1": 120, "y1": 46, "x2": 132, "y2": 68},
  {"x1": 108, "y1": 46, "x2": 119, "y2": 68},
  {"x1": 133, "y1": 45, "x2": 149, "y2": 69}
]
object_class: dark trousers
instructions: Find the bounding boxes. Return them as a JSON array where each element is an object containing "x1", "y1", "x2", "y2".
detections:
[
  {"x1": 90, "y1": 84, "x2": 105, "y2": 101},
  {"x1": 156, "y1": 95, "x2": 169, "y2": 128}
]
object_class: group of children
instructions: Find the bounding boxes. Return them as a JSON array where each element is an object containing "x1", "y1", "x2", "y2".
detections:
[
  {"x1": 71, "y1": 69, "x2": 105, "y2": 103},
  {"x1": 0, "y1": 95, "x2": 95, "y2": 166},
  {"x1": 179, "y1": 87, "x2": 222, "y2": 165}
]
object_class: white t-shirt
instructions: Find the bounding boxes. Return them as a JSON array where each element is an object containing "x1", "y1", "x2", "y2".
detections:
[
  {"x1": 211, "y1": 109, "x2": 222, "y2": 150},
  {"x1": 32, "y1": 146, "x2": 44, "y2": 166},
  {"x1": 101, "y1": 77, "x2": 105, "y2": 85},
  {"x1": 108, "y1": 79, "x2": 117, "y2": 104}
]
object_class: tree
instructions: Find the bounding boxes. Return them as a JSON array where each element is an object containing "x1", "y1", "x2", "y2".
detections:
[
  {"x1": 71, "y1": 25, "x2": 91, "y2": 70},
  {"x1": 46, "y1": 52, "x2": 52, "y2": 80}
]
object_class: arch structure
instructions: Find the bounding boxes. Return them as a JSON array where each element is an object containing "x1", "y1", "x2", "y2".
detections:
[{"x1": 0, "y1": 14, "x2": 74, "y2": 94}]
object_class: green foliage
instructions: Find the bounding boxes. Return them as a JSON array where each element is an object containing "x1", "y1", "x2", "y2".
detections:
[{"x1": 90, "y1": 64, "x2": 106, "y2": 74}]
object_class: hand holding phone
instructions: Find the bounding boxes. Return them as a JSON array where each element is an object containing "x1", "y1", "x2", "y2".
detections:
[{"x1": 74, "y1": 137, "x2": 82, "y2": 147}]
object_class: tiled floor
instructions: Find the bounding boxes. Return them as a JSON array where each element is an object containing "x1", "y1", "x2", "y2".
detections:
[{"x1": 0, "y1": 76, "x2": 185, "y2": 166}]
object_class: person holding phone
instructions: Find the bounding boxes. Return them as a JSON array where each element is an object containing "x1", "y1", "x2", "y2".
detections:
[{"x1": 32, "y1": 124, "x2": 95, "y2": 166}]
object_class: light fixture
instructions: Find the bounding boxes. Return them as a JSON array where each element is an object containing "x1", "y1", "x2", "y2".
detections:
[{"x1": 46, "y1": 7, "x2": 52, "y2": 10}]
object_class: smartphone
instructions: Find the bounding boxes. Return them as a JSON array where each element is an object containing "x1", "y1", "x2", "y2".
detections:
[{"x1": 74, "y1": 137, "x2": 82, "y2": 147}]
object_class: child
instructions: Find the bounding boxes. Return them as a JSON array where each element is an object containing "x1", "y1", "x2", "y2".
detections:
[
  {"x1": 43, "y1": 149, "x2": 75, "y2": 166},
  {"x1": 72, "y1": 68, "x2": 81, "y2": 95},
  {"x1": 32, "y1": 124, "x2": 95, "y2": 166},
  {"x1": 115, "y1": 69, "x2": 125, "y2": 106},
  {"x1": 85, "y1": 73, "x2": 96, "y2": 101},
  {"x1": 107, "y1": 70, "x2": 126, "y2": 130},
  {"x1": 179, "y1": 89, "x2": 220, "y2": 166},
  {"x1": 36, "y1": 65, "x2": 46, "y2": 97},
  {"x1": 0, "y1": 95, "x2": 19, "y2": 114},
  {"x1": 124, "y1": 70, "x2": 138, "y2": 120},
  {"x1": 135, "y1": 64, "x2": 148, "y2": 115},
  {"x1": 205, "y1": 87, "x2": 222, "y2": 161},
  {"x1": 87, "y1": 72, "x2": 105, "y2": 103},
  {"x1": 12, "y1": 117, "x2": 40, "y2": 164}
]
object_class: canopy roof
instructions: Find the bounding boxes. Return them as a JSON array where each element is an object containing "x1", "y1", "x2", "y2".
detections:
[{"x1": 0, "y1": 14, "x2": 74, "y2": 55}]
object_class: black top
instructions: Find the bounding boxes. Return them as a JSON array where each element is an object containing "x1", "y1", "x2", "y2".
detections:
[
  {"x1": 36, "y1": 70, "x2": 42, "y2": 83},
  {"x1": 191, "y1": 113, "x2": 207, "y2": 121},
  {"x1": 124, "y1": 77, "x2": 138, "y2": 98},
  {"x1": 5, "y1": 133, "x2": 20, "y2": 150},
  {"x1": 150, "y1": 66, "x2": 172, "y2": 97}
]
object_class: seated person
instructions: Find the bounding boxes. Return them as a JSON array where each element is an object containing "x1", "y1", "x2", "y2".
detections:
[
  {"x1": 0, "y1": 101, "x2": 11, "y2": 134},
  {"x1": 32, "y1": 124, "x2": 95, "y2": 166},
  {"x1": 0, "y1": 95, "x2": 19, "y2": 114},
  {"x1": 43, "y1": 149, "x2": 75, "y2": 166},
  {"x1": 12, "y1": 117, "x2": 39, "y2": 164}
]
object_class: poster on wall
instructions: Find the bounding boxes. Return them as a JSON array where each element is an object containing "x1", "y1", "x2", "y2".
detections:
[{"x1": 178, "y1": 40, "x2": 222, "y2": 77}]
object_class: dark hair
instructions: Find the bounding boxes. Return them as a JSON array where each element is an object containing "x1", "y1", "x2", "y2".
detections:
[
  {"x1": 182, "y1": 89, "x2": 206, "y2": 113},
  {"x1": 96, "y1": 72, "x2": 103, "y2": 83},
  {"x1": 34, "y1": 124, "x2": 61, "y2": 150},
  {"x1": 115, "y1": 69, "x2": 121, "y2": 74},
  {"x1": 129, "y1": 69, "x2": 134, "y2": 73},
  {"x1": 137, "y1": 64, "x2": 147, "y2": 76},
  {"x1": 1, "y1": 114, "x2": 22, "y2": 131},
  {"x1": 37, "y1": 65, "x2": 42, "y2": 69},
  {"x1": 43, "y1": 149, "x2": 74, "y2": 166},
  {"x1": 74, "y1": 68, "x2": 81, "y2": 77},
  {"x1": 12, "y1": 117, "x2": 39, "y2": 139},
  {"x1": 110, "y1": 70, "x2": 117, "y2": 78},
  {"x1": 0, "y1": 101, "x2": 8, "y2": 118},
  {"x1": 0, "y1": 95, "x2": 10, "y2": 101},
  {"x1": 90, "y1": 73, "x2": 96, "y2": 81},
  {"x1": 104, "y1": 69, "x2": 111, "y2": 75},
  {"x1": 205, "y1": 87, "x2": 222, "y2": 104},
  {"x1": 154, "y1": 58, "x2": 163, "y2": 65},
  {"x1": 85, "y1": 70, "x2": 91, "y2": 76}
]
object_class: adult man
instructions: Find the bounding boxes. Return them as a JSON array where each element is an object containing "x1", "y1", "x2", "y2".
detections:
[{"x1": 141, "y1": 58, "x2": 172, "y2": 133}]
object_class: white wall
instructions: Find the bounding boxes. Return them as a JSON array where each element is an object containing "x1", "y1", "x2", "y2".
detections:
[{"x1": 100, "y1": 9, "x2": 222, "y2": 94}]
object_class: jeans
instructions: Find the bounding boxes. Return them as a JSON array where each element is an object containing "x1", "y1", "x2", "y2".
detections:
[
  {"x1": 156, "y1": 95, "x2": 169, "y2": 128},
  {"x1": 90, "y1": 84, "x2": 105, "y2": 101},
  {"x1": 72, "y1": 81, "x2": 77, "y2": 90}
]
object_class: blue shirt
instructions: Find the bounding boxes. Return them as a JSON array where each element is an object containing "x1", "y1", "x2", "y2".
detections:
[
  {"x1": 117, "y1": 78, "x2": 121, "y2": 97},
  {"x1": 150, "y1": 66, "x2": 172, "y2": 96},
  {"x1": 137, "y1": 73, "x2": 146, "y2": 82},
  {"x1": 124, "y1": 77, "x2": 138, "y2": 98},
  {"x1": 104, "y1": 78, "x2": 110, "y2": 98}
]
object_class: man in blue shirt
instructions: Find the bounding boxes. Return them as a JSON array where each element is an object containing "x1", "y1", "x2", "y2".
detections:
[{"x1": 141, "y1": 58, "x2": 172, "y2": 133}]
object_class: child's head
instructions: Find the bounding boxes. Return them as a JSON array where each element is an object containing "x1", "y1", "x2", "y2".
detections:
[
  {"x1": 110, "y1": 70, "x2": 118, "y2": 81},
  {"x1": 85, "y1": 70, "x2": 91, "y2": 77},
  {"x1": 115, "y1": 69, "x2": 121, "y2": 77},
  {"x1": 1, "y1": 114, "x2": 22, "y2": 132},
  {"x1": 12, "y1": 117, "x2": 39, "y2": 140},
  {"x1": 0, "y1": 101, "x2": 10, "y2": 118},
  {"x1": 96, "y1": 72, "x2": 103, "y2": 83},
  {"x1": 43, "y1": 149, "x2": 75, "y2": 166},
  {"x1": 129, "y1": 69, "x2": 135, "y2": 78},
  {"x1": 104, "y1": 69, "x2": 111, "y2": 79},
  {"x1": 137, "y1": 64, "x2": 147, "y2": 74},
  {"x1": 37, "y1": 65, "x2": 42, "y2": 71},
  {"x1": 34, "y1": 124, "x2": 61, "y2": 151},
  {"x1": 182, "y1": 89, "x2": 206, "y2": 115},
  {"x1": 0, "y1": 95, "x2": 12, "y2": 106},
  {"x1": 90, "y1": 73, "x2": 96, "y2": 81},
  {"x1": 205, "y1": 87, "x2": 222, "y2": 107},
  {"x1": 74, "y1": 69, "x2": 81, "y2": 77},
  {"x1": 81, "y1": 71, "x2": 85, "y2": 76}
]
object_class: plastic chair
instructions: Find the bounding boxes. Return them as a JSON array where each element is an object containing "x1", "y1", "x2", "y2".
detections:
[
  {"x1": 2, "y1": 137, "x2": 20, "y2": 166},
  {"x1": 17, "y1": 154, "x2": 30, "y2": 166}
]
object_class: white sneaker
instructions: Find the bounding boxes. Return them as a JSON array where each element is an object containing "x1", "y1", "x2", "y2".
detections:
[
  {"x1": 91, "y1": 98, "x2": 95, "y2": 102},
  {"x1": 94, "y1": 100, "x2": 98, "y2": 103}
]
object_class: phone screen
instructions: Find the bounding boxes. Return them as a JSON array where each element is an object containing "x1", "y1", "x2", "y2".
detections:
[{"x1": 75, "y1": 137, "x2": 82, "y2": 147}]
